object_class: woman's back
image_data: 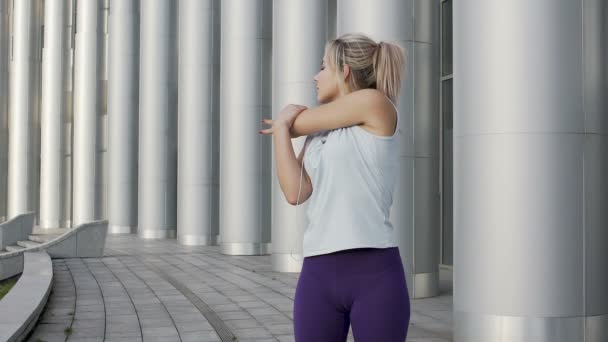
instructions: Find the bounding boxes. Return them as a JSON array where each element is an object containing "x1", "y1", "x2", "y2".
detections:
[{"x1": 302, "y1": 104, "x2": 401, "y2": 257}]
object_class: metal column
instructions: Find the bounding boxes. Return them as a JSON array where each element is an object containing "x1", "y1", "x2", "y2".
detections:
[
  {"x1": 72, "y1": 0, "x2": 102, "y2": 226},
  {"x1": 453, "y1": 0, "x2": 608, "y2": 340},
  {"x1": 8, "y1": 0, "x2": 42, "y2": 220},
  {"x1": 271, "y1": 0, "x2": 329, "y2": 272},
  {"x1": 40, "y1": 0, "x2": 68, "y2": 229},
  {"x1": 177, "y1": 0, "x2": 220, "y2": 245},
  {"x1": 138, "y1": 0, "x2": 177, "y2": 239},
  {"x1": 219, "y1": 0, "x2": 272, "y2": 255},
  {"x1": 337, "y1": 0, "x2": 441, "y2": 299},
  {"x1": 108, "y1": 0, "x2": 139, "y2": 234},
  {"x1": 0, "y1": 1, "x2": 9, "y2": 222}
]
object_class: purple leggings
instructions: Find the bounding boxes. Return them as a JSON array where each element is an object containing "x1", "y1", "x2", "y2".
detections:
[{"x1": 294, "y1": 247, "x2": 410, "y2": 342}]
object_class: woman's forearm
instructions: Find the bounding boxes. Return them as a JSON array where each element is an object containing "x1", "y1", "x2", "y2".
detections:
[
  {"x1": 289, "y1": 110, "x2": 307, "y2": 138},
  {"x1": 273, "y1": 124, "x2": 303, "y2": 204}
]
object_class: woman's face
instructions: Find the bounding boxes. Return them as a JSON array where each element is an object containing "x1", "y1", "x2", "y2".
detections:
[{"x1": 313, "y1": 56, "x2": 341, "y2": 104}]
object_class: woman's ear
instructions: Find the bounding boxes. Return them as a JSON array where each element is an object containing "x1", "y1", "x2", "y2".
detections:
[{"x1": 342, "y1": 64, "x2": 351, "y2": 81}]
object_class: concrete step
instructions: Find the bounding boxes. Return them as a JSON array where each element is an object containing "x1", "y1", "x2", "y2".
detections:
[
  {"x1": 17, "y1": 240, "x2": 41, "y2": 248},
  {"x1": 5, "y1": 245, "x2": 25, "y2": 252},
  {"x1": 32, "y1": 227, "x2": 69, "y2": 235},
  {"x1": 28, "y1": 234, "x2": 62, "y2": 243}
]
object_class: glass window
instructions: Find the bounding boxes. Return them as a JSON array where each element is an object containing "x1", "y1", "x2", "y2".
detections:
[
  {"x1": 441, "y1": 0, "x2": 453, "y2": 77},
  {"x1": 441, "y1": 79, "x2": 453, "y2": 266}
]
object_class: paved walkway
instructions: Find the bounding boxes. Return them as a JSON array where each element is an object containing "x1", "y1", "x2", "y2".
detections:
[{"x1": 28, "y1": 235, "x2": 453, "y2": 342}]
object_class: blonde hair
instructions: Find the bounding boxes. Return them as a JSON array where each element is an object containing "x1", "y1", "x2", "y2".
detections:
[{"x1": 324, "y1": 33, "x2": 406, "y2": 100}]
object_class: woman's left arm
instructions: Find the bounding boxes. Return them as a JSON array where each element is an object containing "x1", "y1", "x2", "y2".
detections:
[{"x1": 289, "y1": 89, "x2": 389, "y2": 137}]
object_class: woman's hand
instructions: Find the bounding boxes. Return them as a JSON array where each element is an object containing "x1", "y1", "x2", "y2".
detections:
[{"x1": 259, "y1": 104, "x2": 307, "y2": 136}]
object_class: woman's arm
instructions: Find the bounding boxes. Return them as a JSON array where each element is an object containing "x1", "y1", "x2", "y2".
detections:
[
  {"x1": 289, "y1": 88, "x2": 391, "y2": 138},
  {"x1": 273, "y1": 124, "x2": 313, "y2": 205}
]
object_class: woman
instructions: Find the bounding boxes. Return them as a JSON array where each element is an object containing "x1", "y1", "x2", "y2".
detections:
[{"x1": 260, "y1": 33, "x2": 410, "y2": 342}]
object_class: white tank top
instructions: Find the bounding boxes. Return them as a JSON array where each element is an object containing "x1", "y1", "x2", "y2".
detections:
[{"x1": 302, "y1": 100, "x2": 402, "y2": 257}]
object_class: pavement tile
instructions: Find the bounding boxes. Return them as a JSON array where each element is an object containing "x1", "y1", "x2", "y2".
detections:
[{"x1": 29, "y1": 234, "x2": 454, "y2": 341}]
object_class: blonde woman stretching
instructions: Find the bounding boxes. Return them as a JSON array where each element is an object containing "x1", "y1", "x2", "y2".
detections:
[{"x1": 260, "y1": 33, "x2": 410, "y2": 341}]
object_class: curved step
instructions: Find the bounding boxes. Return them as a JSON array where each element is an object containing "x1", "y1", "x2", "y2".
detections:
[
  {"x1": 0, "y1": 212, "x2": 36, "y2": 251},
  {"x1": 17, "y1": 240, "x2": 40, "y2": 248},
  {"x1": 4, "y1": 245, "x2": 24, "y2": 253},
  {"x1": 28, "y1": 234, "x2": 62, "y2": 243},
  {"x1": 0, "y1": 252, "x2": 53, "y2": 342},
  {"x1": 0, "y1": 220, "x2": 108, "y2": 281}
]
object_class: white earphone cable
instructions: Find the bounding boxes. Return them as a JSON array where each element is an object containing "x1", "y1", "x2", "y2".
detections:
[{"x1": 290, "y1": 137, "x2": 308, "y2": 263}]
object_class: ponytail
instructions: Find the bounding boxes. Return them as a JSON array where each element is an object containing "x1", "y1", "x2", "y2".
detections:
[
  {"x1": 324, "y1": 33, "x2": 407, "y2": 100},
  {"x1": 373, "y1": 41, "x2": 406, "y2": 99}
]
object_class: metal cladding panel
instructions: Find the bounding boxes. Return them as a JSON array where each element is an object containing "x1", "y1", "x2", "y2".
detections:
[
  {"x1": 177, "y1": 0, "x2": 218, "y2": 244},
  {"x1": 40, "y1": 0, "x2": 68, "y2": 228},
  {"x1": 72, "y1": 0, "x2": 100, "y2": 225},
  {"x1": 454, "y1": 0, "x2": 584, "y2": 136},
  {"x1": 414, "y1": 0, "x2": 438, "y2": 43},
  {"x1": 584, "y1": 134, "x2": 608, "y2": 315},
  {"x1": 0, "y1": 1, "x2": 9, "y2": 220},
  {"x1": 413, "y1": 157, "x2": 440, "y2": 274},
  {"x1": 271, "y1": 0, "x2": 328, "y2": 259},
  {"x1": 107, "y1": 0, "x2": 139, "y2": 228},
  {"x1": 454, "y1": 133, "x2": 585, "y2": 316},
  {"x1": 337, "y1": 0, "x2": 414, "y2": 42},
  {"x1": 219, "y1": 0, "x2": 271, "y2": 250},
  {"x1": 7, "y1": 0, "x2": 38, "y2": 218},
  {"x1": 412, "y1": 42, "x2": 439, "y2": 158},
  {"x1": 138, "y1": 0, "x2": 177, "y2": 234},
  {"x1": 583, "y1": 0, "x2": 608, "y2": 134}
]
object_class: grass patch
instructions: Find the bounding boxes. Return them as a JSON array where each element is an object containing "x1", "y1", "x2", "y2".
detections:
[
  {"x1": 0, "y1": 275, "x2": 20, "y2": 300},
  {"x1": 64, "y1": 327, "x2": 73, "y2": 336}
]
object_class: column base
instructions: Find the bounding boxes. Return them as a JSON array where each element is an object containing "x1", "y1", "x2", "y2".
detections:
[
  {"x1": 271, "y1": 253, "x2": 304, "y2": 273},
  {"x1": 138, "y1": 229, "x2": 176, "y2": 239},
  {"x1": 455, "y1": 311, "x2": 608, "y2": 342},
  {"x1": 178, "y1": 234, "x2": 217, "y2": 246},
  {"x1": 406, "y1": 272, "x2": 439, "y2": 299},
  {"x1": 108, "y1": 224, "x2": 136, "y2": 234},
  {"x1": 221, "y1": 242, "x2": 271, "y2": 256}
]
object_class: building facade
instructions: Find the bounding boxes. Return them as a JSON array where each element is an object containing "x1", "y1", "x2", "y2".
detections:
[{"x1": 0, "y1": 1, "x2": 606, "y2": 340}]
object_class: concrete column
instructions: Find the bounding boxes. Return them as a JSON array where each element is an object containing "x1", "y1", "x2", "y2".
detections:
[
  {"x1": 177, "y1": 0, "x2": 220, "y2": 245},
  {"x1": 271, "y1": 0, "x2": 329, "y2": 272},
  {"x1": 107, "y1": 0, "x2": 139, "y2": 234},
  {"x1": 138, "y1": 0, "x2": 177, "y2": 239},
  {"x1": 7, "y1": 0, "x2": 43, "y2": 220},
  {"x1": 337, "y1": 0, "x2": 440, "y2": 299},
  {"x1": 72, "y1": 0, "x2": 102, "y2": 226},
  {"x1": 40, "y1": 0, "x2": 68, "y2": 229},
  {"x1": 219, "y1": 0, "x2": 272, "y2": 255},
  {"x1": 0, "y1": 1, "x2": 9, "y2": 221},
  {"x1": 454, "y1": 0, "x2": 608, "y2": 341}
]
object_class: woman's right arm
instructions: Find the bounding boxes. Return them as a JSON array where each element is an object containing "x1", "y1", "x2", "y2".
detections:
[{"x1": 273, "y1": 124, "x2": 313, "y2": 205}]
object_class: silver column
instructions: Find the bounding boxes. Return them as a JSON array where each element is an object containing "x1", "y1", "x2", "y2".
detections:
[
  {"x1": 98, "y1": 0, "x2": 109, "y2": 220},
  {"x1": 0, "y1": 1, "x2": 9, "y2": 221},
  {"x1": 220, "y1": 0, "x2": 272, "y2": 255},
  {"x1": 40, "y1": 0, "x2": 68, "y2": 229},
  {"x1": 138, "y1": 0, "x2": 177, "y2": 239},
  {"x1": 107, "y1": 0, "x2": 139, "y2": 234},
  {"x1": 7, "y1": 0, "x2": 42, "y2": 220},
  {"x1": 338, "y1": 0, "x2": 440, "y2": 299},
  {"x1": 72, "y1": 0, "x2": 101, "y2": 226},
  {"x1": 454, "y1": 1, "x2": 608, "y2": 341},
  {"x1": 177, "y1": 0, "x2": 220, "y2": 245},
  {"x1": 63, "y1": 0, "x2": 75, "y2": 228},
  {"x1": 271, "y1": 0, "x2": 329, "y2": 272}
]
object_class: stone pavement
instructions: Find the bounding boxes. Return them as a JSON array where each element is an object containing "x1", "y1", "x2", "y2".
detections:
[{"x1": 28, "y1": 234, "x2": 453, "y2": 342}]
